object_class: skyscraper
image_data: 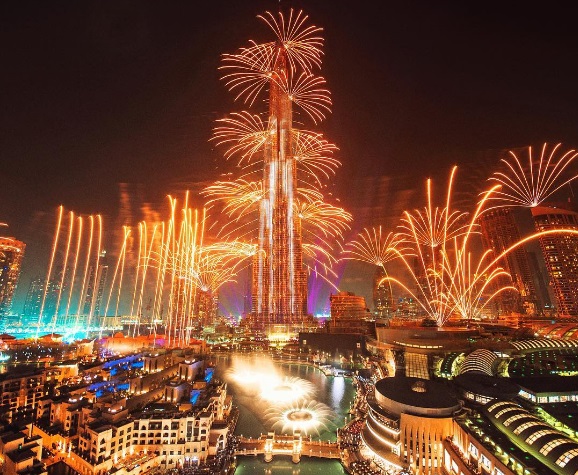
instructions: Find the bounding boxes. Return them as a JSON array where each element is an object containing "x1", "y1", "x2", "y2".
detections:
[
  {"x1": 195, "y1": 289, "x2": 218, "y2": 328},
  {"x1": 0, "y1": 235, "x2": 26, "y2": 316},
  {"x1": 250, "y1": 45, "x2": 308, "y2": 325},
  {"x1": 532, "y1": 203, "x2": 578, "y2": 317},
  {"x1": 23, "y1": 276, "x2": 44, "y2": 319},
  {"x1": 22, "y1": 277, "x2": 60, "y2": 328},
  {"x1": 373, "y1": 266, "x2": 394, "y2": 317},
  {"x1": 83, "y1": 250, "x2": 108, "y2": 318},
  {"x1": 329, "y1": 291, "x2": 368, "y2": 334},
  {"x1": 211, "y1": 11, "x2": 350, "y2": 327},
  {"x1": 479, "y1": 208, "x2": 540, "y2": 315}
]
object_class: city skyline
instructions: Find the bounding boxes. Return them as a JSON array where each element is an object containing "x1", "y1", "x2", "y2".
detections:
[{"x1": 2, "y1": 1, "x2": 578, "y2": 316}]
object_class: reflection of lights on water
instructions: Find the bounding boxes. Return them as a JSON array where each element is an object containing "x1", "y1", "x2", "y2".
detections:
[
  {"x1": 266, "y1": 401, "x2": 333, "y2": 435},
  {"x1": 226, "y1": 356, "x2": 334, "y2": 435},
  {"x1": 330, "y1": 373, "x2": 345, "y2": 408}
]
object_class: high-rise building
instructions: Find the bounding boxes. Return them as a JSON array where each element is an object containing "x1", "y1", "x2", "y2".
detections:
[
  {"x1": 83, "y1": 250, "x2": 108, "y2": 318},
  {"x1": 527, "y1": 250, "x2": 554, "y2": 312},
  {"x1": 213, "y1": 13, "x2": 348, "y2": 329},
  {"x1": 22, "y1": 277, "x2": 60, "y2": 325},
  {"x1": 329, "y1": 291, "x2": 368, "y2": 334},
  {"x1": 479, "y1": 208, "x2": 540, "y2": 315},
  {"x1": 0, "y1": 236, "x2": 26, "y2": 317},
  {"x1": 23, "y1": 276, "x2": 44, "y2": 319},
  {"x1": 373, "y1": 266, "x2": 395, "y2": 317},
  {"x1": 532, "y1": 203, "x2": 578, "y2": 317},
  {"x1": 196, "y1": 289, "x2": 218, "y2": 327},
  {"x1": 250, "y1": 46, "x2": 308, "y2": 325}
]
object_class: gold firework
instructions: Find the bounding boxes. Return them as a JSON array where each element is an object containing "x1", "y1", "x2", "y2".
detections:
[{"x1": 488, "y1": 142, "x2": 578, "y2": 208}]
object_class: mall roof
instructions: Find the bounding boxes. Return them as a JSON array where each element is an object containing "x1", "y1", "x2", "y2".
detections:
[
  {"x1": 511, "y1": 339, "x2": 578, "y2": 351},
  {"x1": 458, "y1": 348, "x2": 497, "y2": 375},
  {"x1": 453, "y1": 373, "x2": 520, "y2": 400},
  {"x1": 375, "y1": 376, "x2": 460, "y2": 410},
  {"x1": 509, "y1": 376, "x2": 578, "y2": 393},
  {"x1": 485, "y1": 399, "x2": 578, "y2": 475}
]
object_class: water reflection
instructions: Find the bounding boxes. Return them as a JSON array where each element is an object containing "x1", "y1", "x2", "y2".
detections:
[
  {"x1": 224, "y1": 355, "x2": 334, "y2": 436},
  {"x1": 214, "y1": 354, "x2": 353, "y2": 474},
  {"x1": 331, "y1": 374, "x2": 345, "y2": 409}
]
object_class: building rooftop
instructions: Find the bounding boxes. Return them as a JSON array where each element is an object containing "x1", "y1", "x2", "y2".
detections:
[
  {"x1": 546, "y1": 402, "x2": 578, "y2": 432},
  {"x1": 1, "y1": 431, "x2": 24, "y2": 443},
  {"x1": 0, "y1": 369, "x2": 44, "y2": 383},
  {"x1": 453, "y1": 373, "x2": 520, "y2": 400},
  {"x1": 485, "y1": 399, "x2": 578, "y2": 475},
  {"x1": 375, "y1": 376, "x2": 460, "y2": 411},
  {"x1": 510, "y1": 375, "x2": 578, "y2": 393},
  {"x1": 6, "y1": 448, "x2": 36, "y2": 463}
]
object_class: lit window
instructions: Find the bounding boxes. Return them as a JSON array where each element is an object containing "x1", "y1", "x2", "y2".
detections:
[
  {"x1": 513, "y1": 421, "x2": 541, "y2": 435},
  {"x1": 555, "y1": 448, "x2": 578, "y2": 467},
  {"x1": 525, "y1": 430, "x2": 559, "y2": 444},
  {"x1": 540, "y1": 438, "x2": 569, "y2": 456},
  {"x1": 503, "y1": 414, "x2": 528, "y2": 427},
  {"x1": 495, "y1": 407, "x2": 520, "y2": 419},
  {"x1": 487, "y1": 401, "x2": 512, "y2": 413}
]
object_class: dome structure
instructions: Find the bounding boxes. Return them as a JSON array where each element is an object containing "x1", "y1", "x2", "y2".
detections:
[{"x1": 458, "y1": 348, "x2": 498, "y2": 375}]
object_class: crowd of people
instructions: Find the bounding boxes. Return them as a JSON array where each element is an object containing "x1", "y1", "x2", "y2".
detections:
[{"x1": 350, "y1": 459, "x2": 383, "y2": 475}]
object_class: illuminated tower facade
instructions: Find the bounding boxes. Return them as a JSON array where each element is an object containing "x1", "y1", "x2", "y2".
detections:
[
  {"x1": 373, "y1": 266, "x2": 394, "y2": 317},
  {"x1": 252, "y1": 49, "x2": 307, "y2": 324},
  {"x1": 23, "y1": 277, "x2": 44, "y2": 319},
  {"x1": 83, "y1": 250, "x2": 108, "y2": 317},
  {"x1": 329, "y1": 291, "x2": 368, "y2": 334},
  {"x1": 210, "y1": 10, "x2": 350, "y2": 328},
  {"x1": 479, "y1": 208, "x2": 540, "y2": 315},
  {"x1": 196, "y1": 289, "x2": 218, "y2": 327},
  {"x1": 532, "y1": 203, "x2": 578, "y2": 317},
  {"x1": 0, "y1": 236, "x2": 26, "y2": 316}
]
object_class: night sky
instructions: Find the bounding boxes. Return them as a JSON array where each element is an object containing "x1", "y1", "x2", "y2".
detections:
[{"x1": 2, "y1": 1, "x2": 578, "y2": 312}]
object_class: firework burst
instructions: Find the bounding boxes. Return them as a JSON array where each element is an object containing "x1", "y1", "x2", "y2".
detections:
[
  {"x1": 488, "y1": 142, "x2": 578, "y2": 209},
  {"x1": 211, "y1": 112, "x2": 268, "y2": 164},
  {"x1": 364, "y1": 168, "x2": 517, "y2": 326},
  {"x1": 399, "y1": 167, "x2": 475, "y2": 249},
  {"x1": 207, "y1": 9, "x2": 350, "y2": 320},
  {"x1": 274, "y1": 70, "x2": 332, "y2": 124},
  {"x1": 292, "y1": 130, "x2": 340, "y2": 185},
  {"x1": 258, "y1": 9, "x2": 324, "y2": 73},
  {"x1": 342, "y1": 226, "x2": 407, "y2": 268}
]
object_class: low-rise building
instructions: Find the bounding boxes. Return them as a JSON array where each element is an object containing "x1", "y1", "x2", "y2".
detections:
[{"x1": 0, "y1": 428, "x2": 46, "y2": 475}]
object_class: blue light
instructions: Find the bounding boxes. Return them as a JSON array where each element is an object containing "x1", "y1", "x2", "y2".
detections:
[
  {"x1": 204, "y1": 368, "x2": 214, "y2": 383},
  {"x1": 190, "y1": 390, "x2": 200, "y2": 404}
]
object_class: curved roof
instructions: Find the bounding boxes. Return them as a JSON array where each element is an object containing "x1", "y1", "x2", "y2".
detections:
[
  {"x1": 485, "y1": 400, "x2": 578, "y2": 475},
  {"x1": 458, "y1": 349, "x2": 497, "y2": 375},
  {"x1": 511, "y1": 339, "x2": 578, "y2": 351},
  {"x1": 535, "y1": 324, "x2": 578, "y2": 340},
  {"x1": 374, "y1": 377, "x2": 460, "y2": 411},
  {"x1": 453, "y1": 373, "x2": 519, "y2": 400},
  {"x1": 439, "y1": 352, "x2": 464, "y2": 377}
]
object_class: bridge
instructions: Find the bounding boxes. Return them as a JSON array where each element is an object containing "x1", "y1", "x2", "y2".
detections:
[{"x1": 235, "y1": 431, "x2": 341, "y2": 463}]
